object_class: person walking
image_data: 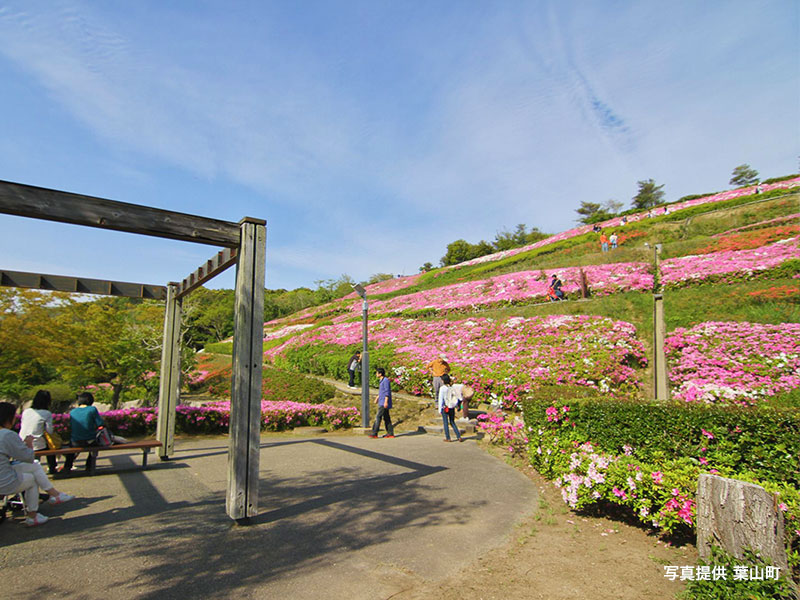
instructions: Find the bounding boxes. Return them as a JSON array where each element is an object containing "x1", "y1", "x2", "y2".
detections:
[
  {"x1": 600, "y1": 232, "x2": 609, "y2": 253},
  {"x1": 369, "y1": 368, "x2": 394, "y2": 439},
  {"x1": 346, "y1": 351, "x2": 361, "y2": 388},
  {"x1": 426, "y1": 355, "x2": 450, "y2": 405},
  {"x1": 437, "y1": 375, "x2": 463, "y2": 442}
]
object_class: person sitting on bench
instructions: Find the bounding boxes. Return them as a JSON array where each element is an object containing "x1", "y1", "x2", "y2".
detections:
[
  {"x1": 61, "y1": 392, "x2": 104, "y2": 473},
  {"x1": 0, "y1": 402, "x2": 75, "y2": 526}
]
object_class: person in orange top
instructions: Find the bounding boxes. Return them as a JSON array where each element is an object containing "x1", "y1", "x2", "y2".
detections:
[
  {"x1": 426, "y1": 355, "x2": 450, "y2": 404},
  {"x1": 599, "y1": 232, "x2": 609, "y2": 253}
]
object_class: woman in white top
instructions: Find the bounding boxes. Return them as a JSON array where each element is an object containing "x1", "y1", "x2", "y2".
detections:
[{"x1": 19, "y1": 390, "x2": 58, "y2": 474}]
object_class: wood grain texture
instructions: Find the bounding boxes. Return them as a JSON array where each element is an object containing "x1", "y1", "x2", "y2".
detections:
[
  {"x1": 0, "y1": 179, "x2": 240, "y2": 247},
  {"x1": 697, "y1": 474, "x2": 788, "y2": 571},
  {"x1": 156, "y1": 284, "x2": 182, "y2": 459},
  {"x1": 0, "y1": 269, "x2": 166, "y2": 299}
]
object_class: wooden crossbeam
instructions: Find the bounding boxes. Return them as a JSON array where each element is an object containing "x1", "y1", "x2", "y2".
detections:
[
  {"x1": 0, "y1": 179, "x2": 242, "y2": 248},
  {"x1": 175, "y1": 247, "x2": 238, "y2": 299},
  {"x1": 0, "y1": 269, "x2": 166, "y2": 300}
]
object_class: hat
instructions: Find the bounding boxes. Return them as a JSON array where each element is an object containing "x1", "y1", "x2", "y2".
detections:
[{"x1": 461, "y1": 385, "x2": 474, "y2": 400}]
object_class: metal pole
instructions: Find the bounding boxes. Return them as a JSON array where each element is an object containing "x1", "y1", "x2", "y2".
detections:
[{"x1": 361, "y1": 298, "x2": 370, "y2": 429}]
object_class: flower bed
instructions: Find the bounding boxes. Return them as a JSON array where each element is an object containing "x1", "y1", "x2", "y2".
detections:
[
  {"x1": 517, "y1": 396, "x2": 799, "y2": 571},
  {"x1": 268, "y1": 315, "x2": 648, "y2": 407},
  {"x1": 664, "y1": 321, "x2": 800, "y2": 405},
  {"x1": 50, "y1": 400, "x2": 358, "y2": 437},
  {"x1": 660, "y1": 237, "x2": 800, "y2": 288},
  {"x1": 695, "y1": 224, "x2": 800, "y2": 254},
  {"x1": 320, "y1": 263, "x2": 653, "y2": 320},
  {"x1": 714, "y1": 213, "x2": 800, "y2": 238}
]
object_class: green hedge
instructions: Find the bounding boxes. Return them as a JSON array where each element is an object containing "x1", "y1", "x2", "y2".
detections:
[
  {"x1": 522, "y1": 395, "x2": 800, "y2": 487},
  {"x1": 203, "y1": 341, "x2": 233, "y2": 355},
  {"x1": 273, "y1": 342, "x2": 399, "y2": 389},
  {"x1": 202, "y1": 364, "x2": 336, "y2": 404}
]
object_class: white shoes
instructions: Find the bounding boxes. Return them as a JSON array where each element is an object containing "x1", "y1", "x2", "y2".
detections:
[
  {"x1": 25, "y1": 513, "x2": 49, "y2": 527},
  {"x1": 47, "y1": 492, "x2": 75, "y2": 505}
]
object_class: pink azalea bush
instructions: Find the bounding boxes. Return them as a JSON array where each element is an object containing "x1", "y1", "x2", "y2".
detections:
[
  {"x1": 665, "y1": 321, "x2": 800, "y2": 404},
  {"x1": 267, "y1": 315, "x2": 647, "y2": 407},
  {"x1": 660, "y1": 237, "x2": 800, "y2": 288},
  {"x1": 50, "y1": 401, "x2": 359, "y2": 437},
  {"x1": 325, "y1": 264, "x2": 653, "y2": 319}
]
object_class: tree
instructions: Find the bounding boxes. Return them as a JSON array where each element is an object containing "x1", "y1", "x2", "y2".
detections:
[
  {"x1": 730, "y1": 164, "x2": 759, "y2": 187},
  {"x1": 575, "y1": 201, "x2": 610, "y2": 224},
  {"x1": 419, "y1": 262, "x2": 433, "y2": 273},
  {"x1": 439, "y1": 239, "x2": 493, "y2": 267},
  {"x1": 51, "y1": 297, "x2": 166, "y2": 409},
  {"x1": 631, "y1": 179, "x2": 665, "y2": 210},
  {"x1": 366, "y1": 273, "x2": 394, "y2": 285},
  {"x1": 604, "y1": 199, "x2": 624, "y2": 214}
]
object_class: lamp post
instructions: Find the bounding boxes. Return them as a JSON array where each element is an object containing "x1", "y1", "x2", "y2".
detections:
[
  {"x1": 352, "y1": 283, "x2": 370, "y2": 429},
  {"x1": 650, "y1": 243, "x2": 668, "y2": 401}
]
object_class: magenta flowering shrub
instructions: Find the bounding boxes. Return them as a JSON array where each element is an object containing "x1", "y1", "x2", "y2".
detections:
[
  {"x1": 268, "y1": 315, "x2": 648, "y2": 406},
  {"x1": 660, "y1": 237, "x2": 800, "y2": 288},
  {"x1": 50, "y1": 401, "x2": 359, "y2": 437},
  {"x1": 475, "y1": 412, "x2": 529, "y2": 456},
  {"x1": 312, "y1": 264, "x2": 652, "y2": 322},
  {"x1": 665, "y1": 321, "x2": 800, "y2": 404}
]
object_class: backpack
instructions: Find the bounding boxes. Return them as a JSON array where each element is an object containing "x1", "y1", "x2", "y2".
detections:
[{"x1": 445, "y1": 386, "x2": 461, "y2": 409}]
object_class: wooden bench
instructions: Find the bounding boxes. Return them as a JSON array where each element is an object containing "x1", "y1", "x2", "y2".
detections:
[{"x1": 35, "y1": 440, "x2": 163, "y2": 474}]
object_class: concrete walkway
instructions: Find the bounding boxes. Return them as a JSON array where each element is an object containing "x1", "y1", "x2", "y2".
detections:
[{"x1": 1, "y1": 432, "x2": 537, "y2": 600}]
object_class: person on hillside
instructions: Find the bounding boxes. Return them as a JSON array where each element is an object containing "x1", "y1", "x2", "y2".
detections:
[
  {"x1": 599, "y1": 232, "x2": 609, "y2": 253},
  {"x1": 426, "y1": 355, "x2": 450, "y2": 405},
  {"x1": 61, "y1": 392, "x2": 104, "y2": 473},
  {"x1": 346, "y1": 351, "x2": 361, "y2": 388},
  {"x1": 369, "y1": 368, "x2": 394, "y2": 439},
  {"x1": 0, "y1": 402, "x2": 75, "y2": 527},
  {"x1": 19, "y1": 390, "x2": 58, "y2": 475},
  {"x1": 437, "y1": 375, "x2": 463, "y2": 442},
  {"x1": 549, "y1": 273, "x2": 565, "y2": 301},
  {"x1": 609, "y1": 232, "x2": 618, "y2": 250},
  {"x1": 448, "y1": 378, "x2": 475, "y2": 420}
]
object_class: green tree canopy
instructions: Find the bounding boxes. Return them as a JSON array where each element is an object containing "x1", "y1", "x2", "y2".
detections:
[
  {"x1": 729, "y1": 164, "x2": 759, "y2": 187},
  {"x1": 631, "y1": 179, "x2": 665, "y2": 210}
]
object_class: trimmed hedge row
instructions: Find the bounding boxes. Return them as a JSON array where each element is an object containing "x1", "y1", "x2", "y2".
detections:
[
  {"x1": 522, "y1": 395, "x2": 800, "y2": 487},
  {"x1": 198, "y1": 364, "x2": 336, "y2": 404}
]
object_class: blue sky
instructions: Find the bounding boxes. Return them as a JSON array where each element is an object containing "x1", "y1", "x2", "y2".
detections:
[{"x1": 0, "y1": 1, "x2": 797, "y2": 290}]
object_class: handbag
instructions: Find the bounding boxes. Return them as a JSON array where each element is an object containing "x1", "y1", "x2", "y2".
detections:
[
  {"x1": 95, "y1": 427, "x2": 113, "y2": 447},
  {"x1": 44, "y1": 431, "x2": 63, "y2": 450}
]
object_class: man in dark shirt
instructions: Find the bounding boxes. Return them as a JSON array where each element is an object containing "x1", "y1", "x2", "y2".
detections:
[{"x1": 369, "y1": 368, "x2": 394, "y2": 439}]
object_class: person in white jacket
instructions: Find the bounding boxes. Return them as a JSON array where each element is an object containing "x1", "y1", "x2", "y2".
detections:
[
  {"x1": 19, "y1": 390, "x2": 58, "y2": 474},
  {"x1": 437, "y1": 374, "x2": 463, "y2": 442}
]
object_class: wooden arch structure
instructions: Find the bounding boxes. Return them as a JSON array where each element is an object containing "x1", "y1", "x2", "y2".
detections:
[{"x1": 0, "y1": 180, "x2": 265, "y2": 522}]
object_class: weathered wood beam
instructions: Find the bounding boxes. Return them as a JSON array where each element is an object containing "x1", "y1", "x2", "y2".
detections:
[
  {"x1": 0, "y1": 269, "x2": 166, "y2": 300},
  {"x1": 175, "y1": 247, "x2": 238, "y2": 299},
  {"x1": 0, "y1": 179, "x2": 242, "y2": 248},
  {"x1": 227, "y1": 219, "x2": 266, "y2": 522},
  {"x1": 157, "y1": 284, "x2": 182, "y2": 460}
]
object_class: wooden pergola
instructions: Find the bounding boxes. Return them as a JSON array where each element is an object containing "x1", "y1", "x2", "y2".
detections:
[{"x1": 0, "y1": 179, "x2": 266, "y2": 522}]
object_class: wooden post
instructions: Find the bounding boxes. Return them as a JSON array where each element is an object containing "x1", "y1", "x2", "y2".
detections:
[
  {"x1": 697, "y1": 474, "x2": 789, "y2": 572},
  {"x1": 653, "y1": 293, "x2": 669, "y2": 401},
  {"x1": 227, "y1": 218, "x2": 266, "y2": 522},
  {"x1": 156, "y1": 283, "x2": 182, "y2": 459}
]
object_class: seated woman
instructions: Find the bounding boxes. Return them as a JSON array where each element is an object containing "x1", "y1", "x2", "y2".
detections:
[
  {"x1": 19, "y1": 390, "x2": 59, "y2": 475},
  {"x1": 0, "y1": 402, "x2": 75, "y2": 526}
]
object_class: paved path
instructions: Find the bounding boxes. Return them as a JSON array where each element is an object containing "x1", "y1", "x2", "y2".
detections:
[{"x1": 1, "y1": 432, "x2": 537, "y2": 600}]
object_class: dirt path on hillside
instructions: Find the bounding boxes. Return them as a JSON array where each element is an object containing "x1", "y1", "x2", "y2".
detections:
[{"x1": 396, "y1": 447, "x2": 695, "y2": 600}]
